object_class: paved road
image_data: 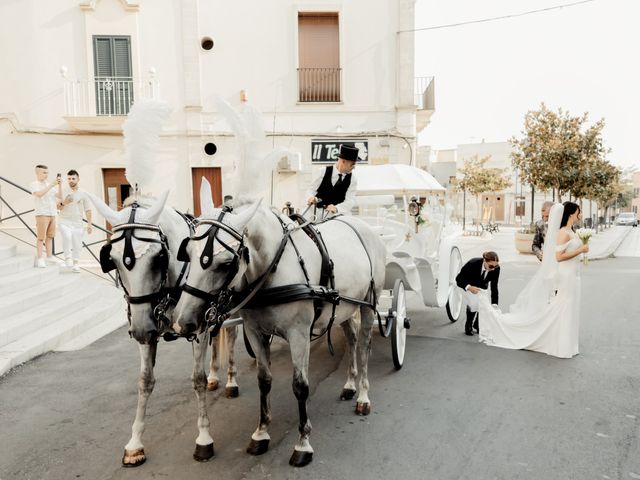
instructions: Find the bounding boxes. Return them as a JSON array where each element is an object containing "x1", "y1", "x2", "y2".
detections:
[
  {"x1": 615, "y1": 227, "x2": 640, "y2": 257},
  {"x1": 2, "y1": 258, "x2": 640, "y2": 480}
]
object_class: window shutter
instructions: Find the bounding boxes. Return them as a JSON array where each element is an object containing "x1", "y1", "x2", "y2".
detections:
[
  {"x1": 113, "y1": 38, "x2": 132, "y2": 78},
  {"x1": 94, "y1": 37, "x2": 113, "y2": 77}
]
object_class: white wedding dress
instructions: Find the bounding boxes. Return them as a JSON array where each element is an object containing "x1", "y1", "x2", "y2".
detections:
[{"x1": 477, "y1": 204, "x2": 582, "y2": 358}]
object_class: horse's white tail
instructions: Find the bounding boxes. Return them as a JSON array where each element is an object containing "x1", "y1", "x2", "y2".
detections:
[{"x1": 216, "y1": 328, "x2": 228, "y2": 369}]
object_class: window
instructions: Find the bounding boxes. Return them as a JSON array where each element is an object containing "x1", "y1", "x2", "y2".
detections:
[
  {"x1": 93, "y1": 36, "x2": 133, "y2": 116},
  {"x1": 297, "y1": 13, "x2": 340, "y2": 102}
]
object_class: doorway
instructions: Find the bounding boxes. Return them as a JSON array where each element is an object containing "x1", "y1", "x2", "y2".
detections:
[
  {"x1": 192, "y1": 167, "x2": 222, "y2": 217},
  {"x1": 482, "y1": 194, "x2": 505, "y2": 222},
  {"x1": 102, "y1": 168, "x2": 131, "y2": 229}
]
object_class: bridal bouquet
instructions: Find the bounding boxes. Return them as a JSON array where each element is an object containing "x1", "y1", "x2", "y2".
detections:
[{"x1": 575, "y1": 228, "x2": 595, "y2": 265}]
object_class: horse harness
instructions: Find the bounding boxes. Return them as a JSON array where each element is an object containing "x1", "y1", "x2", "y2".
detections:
[
  {"x1": 99, "y1": 203, "x2": 194, "y2": 339},
  {"x1": 179, "y1": 208, "x2": 384, "y2": 351}
]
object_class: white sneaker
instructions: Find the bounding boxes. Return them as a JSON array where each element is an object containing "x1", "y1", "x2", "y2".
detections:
[
  {"x1": 65, "y1": 258, "x2": 73, "y2": 268},
  {"x1": 46, "y1": 256, "x2": 58, "y2": 265},
  {"x1": 36, "y1": 258, "x2": 46, "y2": 268},
  {"x1": 72, "y1": 265, "x2": 81, "y2": 273}
]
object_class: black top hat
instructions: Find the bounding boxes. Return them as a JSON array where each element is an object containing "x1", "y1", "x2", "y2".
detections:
[{"x1": 338, "y1": 144, "x2": 359, "y2": 162}]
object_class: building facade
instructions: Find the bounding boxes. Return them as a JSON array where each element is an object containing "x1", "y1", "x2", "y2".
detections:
[
  {"x1": 428, "y1": 141, "x2": 553, "y2": 226},
  {"x1": 0, "y1": 0, "x2": 434, "y2": 230}
]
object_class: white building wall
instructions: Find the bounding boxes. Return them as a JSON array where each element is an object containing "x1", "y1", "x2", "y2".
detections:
[{"x1": 0, "y1": 0, "x2": 421, "y2": 230}]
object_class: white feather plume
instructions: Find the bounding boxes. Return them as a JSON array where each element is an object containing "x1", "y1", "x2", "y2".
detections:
[
  {"x1": 215, "y1": 97, "x2": 292, "y2": 199},
  {"x1": 123, "y1": 99, "x2": 171, "y2": 193}
]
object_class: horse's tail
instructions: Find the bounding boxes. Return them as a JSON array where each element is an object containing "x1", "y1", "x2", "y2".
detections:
[{"x1": 216, "y1": 328, "x2": 229, "y2": 369}]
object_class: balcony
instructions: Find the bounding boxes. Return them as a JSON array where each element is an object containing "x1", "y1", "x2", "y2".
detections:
[
  {"x1": 62, "y1": 74, "x2": 160, "y2": 133},
  {"x1": 415, "y1": 76, "x2": 435, "y2": 132},
  {"x1": 298, "y1": 67, "x2": 341, "y2": 103}
]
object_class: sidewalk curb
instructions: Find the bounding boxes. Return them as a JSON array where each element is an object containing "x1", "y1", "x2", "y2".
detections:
[{"x1": 590, "y1": 227, "x2": 633, "y2": 261}]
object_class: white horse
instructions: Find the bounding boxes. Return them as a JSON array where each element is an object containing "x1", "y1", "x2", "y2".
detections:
[
  {"x1": 89, "y1": 192, "x2": 240, "y2": 466},
  {"x1": 172, "y1": 197, "x2": 386, "y2": 467}
]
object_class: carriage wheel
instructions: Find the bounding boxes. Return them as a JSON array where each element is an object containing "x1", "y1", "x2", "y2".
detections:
[
  {"x1": 445, "y1": 247, "x2": 463, "y2": 322},
  {"x1": 390, "y1": 279, "x2": 408, "y2": 370}
]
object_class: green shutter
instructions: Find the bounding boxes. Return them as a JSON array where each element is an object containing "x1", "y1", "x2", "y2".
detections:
[
  {"x1": 113, "y1": 38, "x2": 132, "y2": 78},
  {"x1": 94, "y1": 37, "x2": 113, "y2": 78},
  {"x1": 92, "y1": 36, "x2": 133, "y2": 115}
]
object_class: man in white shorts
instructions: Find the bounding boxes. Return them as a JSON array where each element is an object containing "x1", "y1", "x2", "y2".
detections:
[
  {"x1": 30, "y1": 164, "x2": 60, "y2": 267},
  {"x1": 57, "y1": 170, "x2": 92, "y2": 272}
]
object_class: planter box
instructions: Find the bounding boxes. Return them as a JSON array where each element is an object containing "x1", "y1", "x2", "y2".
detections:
[{"x1": 514, "y1": 232, "x2": 535, "y2": 254}]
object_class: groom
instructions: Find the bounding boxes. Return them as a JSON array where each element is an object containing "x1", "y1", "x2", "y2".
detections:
[{"x1": 456, "y1": 251, "x2": 500, "y2": 336}]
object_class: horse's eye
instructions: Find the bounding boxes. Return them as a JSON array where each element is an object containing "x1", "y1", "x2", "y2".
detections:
[{"x1": 218, "y1": 260, "x2": 234, "y2": 271}]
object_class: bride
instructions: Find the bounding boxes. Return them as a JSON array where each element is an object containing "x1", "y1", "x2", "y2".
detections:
[{"x1": 477, "y1": 202, "x2": 589, "y2": 358}]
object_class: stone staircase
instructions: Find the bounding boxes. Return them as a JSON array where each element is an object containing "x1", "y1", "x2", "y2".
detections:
[{"x1": 0, "y1": 241, "x2": 127, "y2": 377}]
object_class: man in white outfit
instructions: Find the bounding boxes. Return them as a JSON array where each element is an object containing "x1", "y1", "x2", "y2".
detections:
[{"x1": 57, "y1": 170, "x2": 92, "y2": 272}]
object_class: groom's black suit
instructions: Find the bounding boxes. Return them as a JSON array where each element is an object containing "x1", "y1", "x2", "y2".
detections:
[{"x1": 455, "y1": 257, "x2": 500, "y2": 335}]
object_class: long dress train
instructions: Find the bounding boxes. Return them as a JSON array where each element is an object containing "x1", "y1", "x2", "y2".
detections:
[{"x1": 477, "y1": 232, "x2": 582, "y2": 359}]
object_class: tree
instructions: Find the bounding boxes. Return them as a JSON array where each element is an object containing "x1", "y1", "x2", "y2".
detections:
[
  {"x1": 457, "y1": 155, "x2": 512, "y2": 226},
  {"x1": 510, "y1": 103, "x2": 608, "y2": 201},
  {"x1": 588, "y1": 158, "x2": 621, "y2": 231}
]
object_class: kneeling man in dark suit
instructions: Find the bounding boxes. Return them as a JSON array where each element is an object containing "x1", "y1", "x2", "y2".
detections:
[{"x1": 455, "y1": 251, "x2": 500, "y2": 336}]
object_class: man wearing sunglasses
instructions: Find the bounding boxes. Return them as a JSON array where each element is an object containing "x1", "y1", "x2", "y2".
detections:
[{"x1": 455, "y1": 251, "x2": 501, "y2": 336}]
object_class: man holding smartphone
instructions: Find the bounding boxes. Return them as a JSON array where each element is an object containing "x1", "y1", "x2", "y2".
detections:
[
  {"x1": 57, "y1": 170, "x2": 92, "y2": 272},
  {"x1": 30, "y1": 165, "x2": 59, "y2": 267}
]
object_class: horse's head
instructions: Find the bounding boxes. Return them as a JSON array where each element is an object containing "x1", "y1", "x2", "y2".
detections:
[
  {"x1": 89, "y1": 191, "x2": 171, "y2": 344},
  {"x1": 173, "y1": 185, "x2": 261, "y2": 338}
]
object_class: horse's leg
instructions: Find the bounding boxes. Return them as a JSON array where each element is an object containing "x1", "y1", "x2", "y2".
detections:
[
  {"x1": 355, "y1": 307, "x2": 375, "y2": 416},
  {"x1": 287, "y1": 329, "x2": 313, "y2": 467},
  {"x1": 192, "y1": 331, "x2": 215, "y2": 461},
  {"x1": 122, "y1": 341, "x2": 158, "y2": 467},
  {"x1": 224, "y1": 325, "x2": 239, "y2": 398},
  {"x1": 207, "y1": 333, "x2": 220, "y2": 391},
  {"x1": 339, "y1": 315, "x2": 359, "y2": 400},
  {"x1": 245, "y1": 326, "x2": 272, "y2": 456}
]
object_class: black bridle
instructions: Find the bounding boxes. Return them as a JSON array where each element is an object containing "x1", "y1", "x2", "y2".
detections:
[
  {"x1": 99, "y1": 203, "x2": 192, "y2": 338},
  {"x1": 178, "y1": 209, "x2": 252, "y2": 340}
]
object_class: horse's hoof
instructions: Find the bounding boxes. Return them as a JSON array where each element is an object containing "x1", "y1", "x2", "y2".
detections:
[
  {"x1": 207, "y1": 380, "x2": 219, "y2": 391},
  {"x1": 246, "y1": 438, "x2": 270, "y2": 456},
  {"x1": 193, "y1": 442, "x2": 215, "y2": 462},
  {"x1": 122, "y1": 448, "x2": 146, "y2": 467},
  {"x1": 340, "y1": 388, "x2": 356, "y2": 400},
  {"x1": 355, "y1": 402, "x2": 371, "y2": 416},
  {"x1": 225, "y1": 386, "x2": 239, "y2": 398},
  {"x1": 289, "y1": 450, "x2": 313, "y2": 467}
]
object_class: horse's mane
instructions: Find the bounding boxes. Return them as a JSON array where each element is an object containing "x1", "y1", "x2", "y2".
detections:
[
  {"x1": 231, "y1": 195, "x2": 265, "y2": 209},
  {"x1": 123, "y1": 195, "x2": 157, "y2": 209}
]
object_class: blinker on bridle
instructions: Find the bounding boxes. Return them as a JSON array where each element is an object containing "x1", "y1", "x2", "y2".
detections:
[
  {"x1": 179, "y1": 210, "x2": 250, "y2": 341},
  {"x1": 99, "y1": 202, "x2": 171, "y2": 313}
]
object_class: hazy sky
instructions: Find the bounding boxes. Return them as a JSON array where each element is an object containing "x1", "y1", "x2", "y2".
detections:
[{"x1": 414, "y1": 0, "x2": 639, "y2": 168}]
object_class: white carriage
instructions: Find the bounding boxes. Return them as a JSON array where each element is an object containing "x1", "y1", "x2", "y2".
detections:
[{"x1": 353, "y1": 164, "x2": 463, "y2": 369}]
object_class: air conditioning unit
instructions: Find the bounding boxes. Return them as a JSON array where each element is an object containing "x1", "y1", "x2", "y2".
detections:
[{"x1": 277, "y1": 151, "x2": 302, "y2": 173}]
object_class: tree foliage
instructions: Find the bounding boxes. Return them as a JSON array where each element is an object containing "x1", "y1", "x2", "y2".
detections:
[
  {"x1": 456, "y1": 154, "x2": 512, "y2": 195},
  {"x1": 510, "y1": 103, "x2": 609, "y2": 199}
]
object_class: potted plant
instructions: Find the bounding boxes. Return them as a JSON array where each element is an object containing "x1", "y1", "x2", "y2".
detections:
[{"x1": 514, "y1": 223, "x2": 536, "y2": 254}]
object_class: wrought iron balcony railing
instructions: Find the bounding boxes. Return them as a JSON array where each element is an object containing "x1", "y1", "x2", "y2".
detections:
[
  {"x1": 298, "y1": 67, "x2": 341, "y2": 103},
  {"x1": 62, "y1": 76, "x2": 160, "y2": 117}
]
